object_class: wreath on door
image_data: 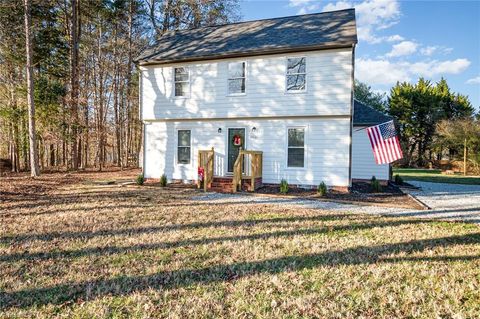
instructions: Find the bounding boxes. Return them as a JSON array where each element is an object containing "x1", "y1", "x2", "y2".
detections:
[{"x1": 232, "y1": 134, "x2": 242, "y2": 146}]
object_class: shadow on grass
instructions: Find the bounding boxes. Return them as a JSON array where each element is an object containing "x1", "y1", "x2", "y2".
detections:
[
  {"x1": 1, "y1": 204, "x2": 155, "y2": 218},
  {"x1": 1, "y1": 232, "x2": 478, "y2": 309},
  {"x1": 0, "y1": 213, "x2": 354, "y2": 244},
  {"x1": 0, "y1": 219, "x2": 431, "y2": 263}
]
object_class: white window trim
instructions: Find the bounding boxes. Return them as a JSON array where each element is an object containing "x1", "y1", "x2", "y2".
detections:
[
  {"x1": 285, "y1": 126, "x2": 307, "y2": 169},
  {"x1": 285, "y1": 56, "x2": 307, "y2": 94},
  {"x1": 176, "y1": 128, "x2": 192, "y2": 165},
  {"x1": 173, "y1": 66, "x2": 191, "y2": 99},
  {"x1": 227, "y1": 61, "x2": 247, "y2": 96}
]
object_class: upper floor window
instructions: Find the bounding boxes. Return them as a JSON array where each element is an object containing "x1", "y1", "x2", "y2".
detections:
[
  {"x1": 174, "y1": 67, "x2": 190, "y2": 97},
  {"x1": 286, "y1": 57, "x2": 306, "y2": 92},
  {"x1": 287, "y1": 128, "x2": 305, "y2": 168},
  {"x1": 177, "y1": 130, "x2": 191, "y2": 164},
  {"x1": 228, "y1": 62, "x2": 246, "y2": 95}
]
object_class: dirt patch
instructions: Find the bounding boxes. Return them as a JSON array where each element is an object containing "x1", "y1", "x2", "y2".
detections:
[
  {"x1": 256, "y1": 182, "x2": 424, "y2": 209},
  {"x1": 0, "y1": 168, "x2": 140, "y2": 203}
]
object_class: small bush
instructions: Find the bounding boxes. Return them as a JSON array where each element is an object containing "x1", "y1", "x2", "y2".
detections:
[
  {"x1": 318, "y1": 181, "x2": 328, "y2": 196},
  {"x1": 394, "y1": 174, "x2": 403, "y2": 185},
  {"x1": 136, "y1": 174, "x2": 144, "y2": 186},
  {"x1": 279, "y1": 179, "x2": 288, "y2": 194},
  {"x1": 370, "y1": 176, "x2": 382, "y2": 192},
  {"x1": 160, "y1": 174, "x2": 168, "y2": 187}
]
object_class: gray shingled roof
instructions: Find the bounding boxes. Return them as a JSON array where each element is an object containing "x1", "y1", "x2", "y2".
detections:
[
  {"x1": 136, "y1": 9, "x2": 357, "y2": 64},
  {"x1": 353, "y1": 99, "x2": 393, "y2": 126}
]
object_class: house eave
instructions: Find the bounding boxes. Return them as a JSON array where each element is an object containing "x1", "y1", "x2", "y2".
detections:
[{"x1": 136, "y1": 43, "x2": 356, "y2": 66}]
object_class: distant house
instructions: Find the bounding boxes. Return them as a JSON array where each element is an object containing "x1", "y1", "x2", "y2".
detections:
[{"x1": 136, "y1": 9, "x2": 390, "y2": 191}]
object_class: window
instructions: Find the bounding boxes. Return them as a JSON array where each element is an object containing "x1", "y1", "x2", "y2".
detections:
[
  {"x1": 177, "y1": 130, "x2": 191, "y2": 164},
  {"x1": 287, "y1": 128, "x2": 305, "y2": 167},
  {"x1": 286, "y1": 57, "x2": 306, "y2": 92},
  {"x1": 174, "y1": 67, "x2": 189, "y2": 97},
  {"x1": 228, "y1": 62, "x2": 246, "y2": 95}
]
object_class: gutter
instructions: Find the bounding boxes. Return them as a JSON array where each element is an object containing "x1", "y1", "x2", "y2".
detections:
[{"x1": 137, "y1": 43, "x2": 357, "y2": 66}]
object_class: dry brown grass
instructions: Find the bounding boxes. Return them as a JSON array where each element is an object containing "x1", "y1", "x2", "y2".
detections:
[{"x1": 0, "y1": 171, "x2": 479, "y2": 318}]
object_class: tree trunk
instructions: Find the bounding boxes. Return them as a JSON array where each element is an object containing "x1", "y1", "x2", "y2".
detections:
[
  {"x1": 113, "y1": 23, "x2": 121, "y2": 167},
  {"x1": 464, "y1": 138, "x2": 467, "y2": 176},
  {"x1": 70, "y1": 0, "x2": 80, "y2": 169},
  {"x1": 125, "y1": 0, "x2": 134, "y2": 167},
  {"x1": 50, "y1": 144, "x2": 55, "y2": 167},
  {"x1": 24, "y1": 0, "x2": 40, "y2": 177}
]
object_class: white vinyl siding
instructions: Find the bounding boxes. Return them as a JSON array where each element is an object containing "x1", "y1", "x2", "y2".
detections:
[
  {"x1": 144, "y1": 118, "x2": 350, "y2": 186},
  {"x1": 140, "y1": 48, "x2": 352, "y2": 120},
  {"x1": 352, "y1": 126, "x2": 390, "y2": 181}
]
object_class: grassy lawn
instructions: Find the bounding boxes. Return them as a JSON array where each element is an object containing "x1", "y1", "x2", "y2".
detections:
[
  {"x1": 394, "y1": 168, "x2": 480, "y2": 185},
  {"x1": 1, "y1": 171, "x2": 479, "y2": 318}
]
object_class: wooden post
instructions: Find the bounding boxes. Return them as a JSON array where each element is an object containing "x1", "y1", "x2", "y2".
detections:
[
  {"x1": 197, "y1": 149, "x2": 201, "y2": 189},
  {"x1": 464, "y1": 138, "x2": 467, "y2": 176},
  {"x1": 210, "y1": 147, "x2": 214, "y2": 189},
  {"x1": 251, "y1": 154, "x2": 256, "y2": 192}
]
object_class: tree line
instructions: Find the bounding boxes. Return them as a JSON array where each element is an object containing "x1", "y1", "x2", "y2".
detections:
[
  {"x1": 0, "y1": 0, "x2": 239, "y2": 176},
  {"x1": 355, "y1": 78, "x2": 479, "y2": 172}
]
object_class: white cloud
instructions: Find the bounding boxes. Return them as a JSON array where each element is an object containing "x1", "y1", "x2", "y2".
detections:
[
  {"x1": 323, "y1": 1, "x2": 351, "y2": 12},
  {"x1": 289, "y1": 0, "x2": 402, "y2": 44},
  {"x1": 420, "y1": 45, "x2": 453, "y2": 56},
  {"x1": 319, "y1": 0, "x2": 401, "y2": 44},
  {"x1": 420, "y1": 46, "x2": 437, "y2": 56},
  {"x1": 466, "y1": 76, "x2": 480, "y2": 85},
  {"x1": 386, "y1": 41, "x2": 418, "y2": 57},
  {"x1": 356, "y1": 59, "x2": 409, "y2": 85},
  {"x1": 289, "y1": 0, "x2": 320, "y2": 14},
  {"x1": 386, "y1": 34, "x2": 404, "y2": 42},
  {"x1": 355, "y1": 0, "x2": 400, "y2": 27},
  {"x1": 357, "y1": 58, "x2": 471, "y2": 85}
]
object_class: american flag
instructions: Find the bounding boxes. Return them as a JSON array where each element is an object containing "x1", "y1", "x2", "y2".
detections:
[{"x1": 366, "y1": 120, "x2": 403, "y2": 165}]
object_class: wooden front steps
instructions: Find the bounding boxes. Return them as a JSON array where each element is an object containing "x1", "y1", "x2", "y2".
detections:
[
  {"x1": 209, "y1": 176, "x2": 263, "y2": 193},
  {"x1": 197, "y1": 147, "x2": 263, "y2": 193}
]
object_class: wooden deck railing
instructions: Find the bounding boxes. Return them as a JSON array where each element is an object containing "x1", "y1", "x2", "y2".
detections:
[
  {"x1": 198, "y1": 147, "x2": 214, "y2": 192},
  {"x1": 232, "y1": 149, "x2": 263, "y2": 192}
]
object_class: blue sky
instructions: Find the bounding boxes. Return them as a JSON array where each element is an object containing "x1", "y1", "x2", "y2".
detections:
[{"x1": 241, "y1": 0, "x2": 480, "y2": 110}]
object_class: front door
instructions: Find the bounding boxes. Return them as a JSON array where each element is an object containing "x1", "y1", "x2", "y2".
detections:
[{"x1": 227, "y1": 128, "x2": 246, "y2": 173}]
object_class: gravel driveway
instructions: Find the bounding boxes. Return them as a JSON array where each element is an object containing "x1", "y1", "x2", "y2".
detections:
[
  {"x1": 397, "y1": 181, "x2": 480, "y2": 223},
  {"x1": 194, "y1": 182, "x2": 480, "y2": 224}
]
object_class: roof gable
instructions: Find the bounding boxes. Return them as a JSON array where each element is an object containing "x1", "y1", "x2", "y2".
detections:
[{"x1": 137, "y1": 9, "x2": 357, "y2": 65}]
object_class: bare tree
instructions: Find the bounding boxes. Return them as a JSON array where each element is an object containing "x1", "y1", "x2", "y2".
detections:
[
  {"x1": 23, "y1": 0, "x2": 39, "y2": 177},
  {"x1": 70, "y1": 0, "x2": 80, "y2": 169}
]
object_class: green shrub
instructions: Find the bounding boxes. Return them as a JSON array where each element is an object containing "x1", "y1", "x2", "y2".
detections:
[
  {"x1": 318, "y1": 181, "x2": 328, "y2": 196},
  {"x1": 160, "y1": 174, "x2": 168, "y2": 187},
  {"x1": 394, "y1": 174, "x2": 403, "y2": 185},
  {"x1": 370, "y1": 176, "x2": 382, "y2": 192},
  {"x1": 136, "y1": 174, "x2": 144, "y2": 186},
  {"x1": 279, "y1": 179, "x2": 289, "y2": 194}
]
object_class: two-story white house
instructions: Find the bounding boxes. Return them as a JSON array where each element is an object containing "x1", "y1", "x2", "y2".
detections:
[{"x1": 136, "y1": 9, "x2": 390, "y2": 191}]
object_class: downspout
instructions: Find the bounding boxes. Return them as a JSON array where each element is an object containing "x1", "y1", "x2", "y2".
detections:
[
  {"x1": 348, "y1": 43, "x2": 356, "y2": 189},
  {"x1": 139, "y1": 66, "x2": 146, "y2": 174}
]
